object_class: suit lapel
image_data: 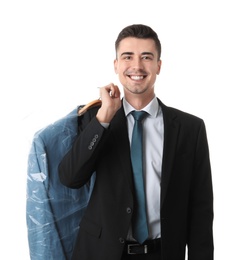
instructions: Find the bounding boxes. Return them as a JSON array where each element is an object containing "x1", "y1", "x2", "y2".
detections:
[
  {"x1": 159, "y1": 100, "x2": 180, "y2": 208},
  {"x1": 109, "y1": 105, "x2": 134, "y2": 190}
]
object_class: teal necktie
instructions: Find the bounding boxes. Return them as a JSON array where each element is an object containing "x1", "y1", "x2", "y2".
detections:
[{"x1": 130, "y1": 110, "x2": 149, "y2": 244}]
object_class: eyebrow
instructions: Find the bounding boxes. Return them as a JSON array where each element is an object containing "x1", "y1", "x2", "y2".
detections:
[
  {"x1": 120, "y1": 52, "x2": 133, "y2": 56},
  {"x1": 120, "y1": 52, "x2": 155, "y2": 57}
]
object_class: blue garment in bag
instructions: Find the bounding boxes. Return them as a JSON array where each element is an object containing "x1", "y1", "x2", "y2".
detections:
[{"x1": 26, "y1": 107, "x2": 95, "y2": 260}]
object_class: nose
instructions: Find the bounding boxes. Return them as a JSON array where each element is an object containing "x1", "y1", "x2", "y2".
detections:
[{"x1": 131, "y1": 57, "x2": 143, "y2": 70}]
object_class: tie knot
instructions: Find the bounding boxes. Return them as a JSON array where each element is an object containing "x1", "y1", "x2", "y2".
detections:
[{"x1": 131, "y1": 110, "x2": 148, "y2": 122}]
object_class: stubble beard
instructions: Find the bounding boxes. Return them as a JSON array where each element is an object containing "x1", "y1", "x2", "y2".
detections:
[{"x1": 124, "y1": 83, "x2": 150, "y2": 95}]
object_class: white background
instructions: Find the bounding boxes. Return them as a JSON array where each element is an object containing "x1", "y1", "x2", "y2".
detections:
[{"x1": 1, "y1": 0, "x2": 234, "y2": 259}]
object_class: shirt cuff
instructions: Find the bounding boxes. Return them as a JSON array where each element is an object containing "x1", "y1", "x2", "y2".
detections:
[{"x1": 100, "y1": 122, "x2": 110, "y2": 129}]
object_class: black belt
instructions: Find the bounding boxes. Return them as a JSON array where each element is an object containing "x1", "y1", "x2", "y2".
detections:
[{"x1": 124, "y1": 238, "x2": 161, "y2": 255}]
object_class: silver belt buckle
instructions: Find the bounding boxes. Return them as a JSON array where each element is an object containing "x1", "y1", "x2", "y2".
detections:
[{"x1": 127, "y1": 244, "x2": 148, "y2": 254}]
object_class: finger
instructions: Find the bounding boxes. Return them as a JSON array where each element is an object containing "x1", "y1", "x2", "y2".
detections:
[
  {"x1": 109, "y1": 84, "x2": 120, "y2": 98},
  {"x1": 98, "y1": 85, "x2": 112, "y2": 100}
]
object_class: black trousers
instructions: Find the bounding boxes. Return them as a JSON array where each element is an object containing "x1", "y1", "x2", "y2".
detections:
[{"x1": 121, "y1": 251, "x2": 161, "y2": 260}]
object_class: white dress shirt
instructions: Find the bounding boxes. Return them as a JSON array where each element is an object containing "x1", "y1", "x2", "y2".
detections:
[{"x1": 123, "y1": 96, "x2": 164, "y2": 240}]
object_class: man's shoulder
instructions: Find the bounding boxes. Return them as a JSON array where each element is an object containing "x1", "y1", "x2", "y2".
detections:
[{"x1": 158, "y1": 98, "x2": 204, "y2": 125}]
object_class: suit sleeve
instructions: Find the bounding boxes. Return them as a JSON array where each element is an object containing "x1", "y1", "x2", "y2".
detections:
[
  {"x1": 188, "y1": 120, "x2": 214, "y2": 259},
  {"x1": 26, "y1": 135, "x2": 66, "y2": 260},
  {"x1": 58, "y1": 116, "x2": 106, "y2": 189}
]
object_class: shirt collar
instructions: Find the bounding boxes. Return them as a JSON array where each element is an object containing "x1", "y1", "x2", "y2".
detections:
[{"x1": 123, "y1": 96, "x2": 159, "y2": 118}]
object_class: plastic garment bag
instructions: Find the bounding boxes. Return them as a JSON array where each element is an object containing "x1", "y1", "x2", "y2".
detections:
[{"x1": 26, "y1": 107, "x2": 95, "y2": 260}]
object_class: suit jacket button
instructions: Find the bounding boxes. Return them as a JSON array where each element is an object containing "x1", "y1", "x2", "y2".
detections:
[
  {"x1": 119, "y1": 238, "x2": 125, "y2": 244},
  {"x1": 126, "y1": 207, "x2": 132, "y2": 214}
]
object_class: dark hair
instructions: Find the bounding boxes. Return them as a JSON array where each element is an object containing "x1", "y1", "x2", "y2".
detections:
[{"x1": 115, "y1": 24, "x2": 161, "y2": 60}]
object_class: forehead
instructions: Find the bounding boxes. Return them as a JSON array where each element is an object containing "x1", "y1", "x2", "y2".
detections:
[{"x1": 117, "y1": 37, "x2": 157, "y2": 55}]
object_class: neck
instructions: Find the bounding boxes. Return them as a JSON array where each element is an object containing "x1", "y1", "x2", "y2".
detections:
[{"x1": 125, "y1": 94, "x2": 155, "y2": 110}]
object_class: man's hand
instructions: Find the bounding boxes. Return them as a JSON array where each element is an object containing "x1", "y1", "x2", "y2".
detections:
[{"x1": 96, "y1": 83, "x2": 121, "y2": 123}]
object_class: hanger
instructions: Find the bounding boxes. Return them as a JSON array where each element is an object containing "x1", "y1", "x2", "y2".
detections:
[{"x1": 78, "y1": 99, "x2": 102, "y2": 116}]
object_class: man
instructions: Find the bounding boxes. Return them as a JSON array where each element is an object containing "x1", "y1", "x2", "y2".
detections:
[{"x1": 58, "y1": 24, "x2": 214, "y2": 260}]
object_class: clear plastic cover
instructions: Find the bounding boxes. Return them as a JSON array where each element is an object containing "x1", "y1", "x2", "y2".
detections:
[{"x1": 26, "y1": 107, "x2": 95, "y2": 259}]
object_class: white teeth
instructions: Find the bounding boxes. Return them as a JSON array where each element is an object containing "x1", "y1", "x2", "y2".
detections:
[{"x1": 130, "y1": 75, "x2": 144, "y2": 80}]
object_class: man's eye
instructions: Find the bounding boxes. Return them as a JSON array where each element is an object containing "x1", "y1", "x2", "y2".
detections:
[
  {"x1": 124, "y1": 56, "x2": 131, "y2": 60},
  {"x1": 142, "y1": 56, "x2": 152, "y2": 60}
]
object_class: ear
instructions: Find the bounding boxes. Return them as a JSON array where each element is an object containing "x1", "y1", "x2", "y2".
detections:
[
  {"x1": 156, "y1": 60, "x2": 162, "y2": 75},
  {"x1": 114, "y1": 59, "x2": 118, "y2": 74}
]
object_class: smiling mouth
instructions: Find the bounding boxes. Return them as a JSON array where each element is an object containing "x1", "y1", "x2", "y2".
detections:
[{"x1": 128, "y1": 75, "x2": 146, "y2": 80}]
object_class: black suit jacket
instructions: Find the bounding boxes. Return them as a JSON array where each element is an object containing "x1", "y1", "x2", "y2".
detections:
[{"x1": 58, "y1": 98, "x2": 214, "y2": 260}]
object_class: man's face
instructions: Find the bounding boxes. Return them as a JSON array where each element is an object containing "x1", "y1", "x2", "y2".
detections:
[{"x1": 114, "y1": 37, "x2": 161, "y2": 96}]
